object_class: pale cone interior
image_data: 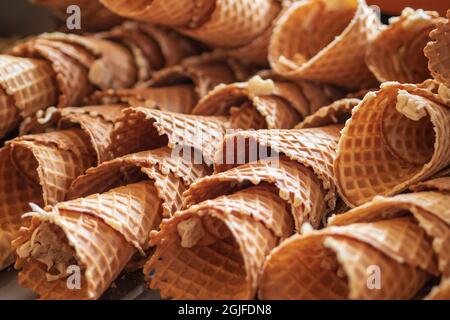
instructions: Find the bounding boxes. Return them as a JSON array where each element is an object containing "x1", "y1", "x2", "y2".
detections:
[{"x1": 334, "y1": 83, "x2": 450, "y2": 207}]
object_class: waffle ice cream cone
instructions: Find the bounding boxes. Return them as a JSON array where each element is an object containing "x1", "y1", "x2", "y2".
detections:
[
  {"x1": 424, "y1": 10, "x2": 450, "y2": 88},
  {"x1": 334, "y1": 82, "x2": 450, "y2": 207},
  {"x1": 100, "y1": 0, "x2": 216, "y2": 28},
  {"x1": 107, "y1": 107, "x2": 229, "y2": 165},
  {"x1": 145, "y1": 185, "x2": 292, "y2": 299},
  {"x1": 329, "y1": 190, "x2": 450, "y2": 299},
  {"x1": 13, "y1": 143, "x2": 210, "y2": 298},
  {"x1": 269, "y1": 0, "x2": 380, "y2": 89},
  {"x1": 259, "y1": 217, "x2": 433, "y2": 299},
  {"x1": 0, "y1": 129, "x2": 96, "y2": 270},
  {"x1": 367, "y1": 8, "x2": 439, "y2": 84},
  {"x1": 12, "y1": 182, "x2": 152, "y2": 299},
  {"x1": 192, "y1": 76, "x2": 305, "y2": 129},
  {"x1": 0, "y1": 55, "x2": 57, "y2": 138},
  {"x1": 144, "y1": 124, "x2": 343, "y2": 299},
  {"x1": 32, "y1": 0, "x2": 123, "y2": 31},
  {"x1": 295, "y1": 98, "x2": 360, "y2": 129}
]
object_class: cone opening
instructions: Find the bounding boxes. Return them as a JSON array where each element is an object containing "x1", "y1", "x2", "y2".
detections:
[
  {"x1": 335, "y1": 86, "x2": 442, "y2": 206},
  {"x1": 259, "y1": 235, "x2": 350, "y2": 300},
  {"x1": 270, "y1": 0, "x2": 357, "y2": 74},
  {"x1": 108, "y1": 110, "x2": 169, "y2": 159},
  {"x1": 147, "y1": 214, "x2": 250, "y2": 299},
  {"x1": 381, "y1": 98, "x2": 435, "y2": 166},
  {"x1": 15, "y1": 220, "x2": 88, "y2": 298}
]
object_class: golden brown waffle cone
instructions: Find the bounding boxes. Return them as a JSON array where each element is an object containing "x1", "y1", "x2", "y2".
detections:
[
  {"x1": 269, "y1": 0, "x2": 380, "y2": 89},
  {"x1": 424, "y1": 10, "x2": 450, "y2": 88},
  {"x1": 184, "y1": 157, "x2": 326, "y2": 230},
  {"x1": 68, "y1": 146, "x2": 211, "y2": 216},
  {"x1": 147, "y1": 52, "x2": 253, "y2": 99},
  {"x1": 145, "y1": 184, "x2": 292, "y2": 299},
  {"x1": 107, "y1": 107, "x2": 229, "y2": 165},
  {"x1": 215, "y1": 125, "x2": 342, "y2": 211},
  {"x1": 192, "y1": 76, "x2": 306, "y2": 129},
  {"x1": 330, "y1": 191, "x2": 450, "y2": 276},
  {"x1": 12, "y1": 181, "x2": 160, "y2": 299},
  {"x1": 32, "y1": 0, "x2": 123, "y2": 31},
  {"x1": 334, "y1": 82, "x2": 450, "y2": 207},
  {"x1": 19, "y1": 104, "x2": 125, "y2": 149},
  {"x1": 259, "y1": 217, "x2": 435, "y2": 300},
  {"x1": 366, "y1": 8, "x2": 439, "y2": 84},
  {"x1": 0, "y1": 55, "x2": 57, "y2": 138},
  {"x1": 87, "y1": 85, "x2": 198, "y2": 115},
  {"x1": 295, "y1": 98, "x2": 360, "y2": 129},
  {"x1": 177, "y1": 0, "x2": 281, "y2": 49},
  {"x1": 100, "y1": 0, "x2": 216, "y2": 28},
  {"x1": 0, "y1": 129, "x2": 96, "y2": 270},
  {"x1": 12, "y1": 39, "x2": 94, "y2": 107},
  {"x1": 98, "y1": 22, "x2": 200, "y2": 82}
]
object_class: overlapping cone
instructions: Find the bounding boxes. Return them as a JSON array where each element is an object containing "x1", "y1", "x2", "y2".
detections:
[
  {"x1": 100, "y1": 0, "x2": 216, "y2": 28},
  {"x1": 269, "y1": 0, "x2": 380, "y2": 89},
  {"x1": 424, "y1": 10, "x2": 450, "y2": 88},
  {"x1": 192, "y1": 75, "x2": 344, "y2": 130},
  {"x1": 31, "y1": 0, "x2": 123, "y2": 31},
  {"x1": 107, "y1": 107, "x2": 230, "y2": 165},
  {"x1": 366, "y1": 8, "x2": 439, "y2": 84},
  {"x1": 96, "y1": 22, "x2": 201, "y2": 83},
  {"x1": 87, "y1": 52, "x2": 253, "y2": 114},
  {"x1": 334, "y1": 82, "x2": 450, "y2": 207},
  {"x1": 0, "y1": 55, "x2": 57, "y2": 138},
  {"x1": 12, "y1": 145, "x2": 210, "y2": 299},
  {"x1": 101, "y1": 0, "x2": 281, "y2": 54},
  {"x1": 144, "y1": 125, "x2": 342, "y2": 299},
  {"x1": 0, "y1": 105, "x2": 125, "y2": 270}
]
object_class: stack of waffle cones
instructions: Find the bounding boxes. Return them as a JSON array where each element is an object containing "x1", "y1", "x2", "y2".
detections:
[
  {"x1": 12, "y1": 145, "x2": 210, "y2": 299},
  {"x1": 367, "y1": 8, "x2": 440, "y2": 84},
  {"x1": 192, "y1": 74, "x2": 344, "y2": 129},
  {"x1": 269, "y1": 0, "x2": 381, "y2": 89},
  {"x1": 100, "y1": 0, "x2": 285, "y2": 65},
  {"x1": 424, "y1": 10, "x2": 450, "y2": 88},
  {"x1": 88, "y1": 52, "x2": 253, "y2": 114},
  {"x1": 334, "y1": 82, "x2": 450, "y2": 207},
  {"x1": 0, "y1": 105, "x2": 126, "y2": 270},
  {"x1": 0, "y1": 23, "x2": 199, "y2": 140},
  {"x1": 144, "y1": 124, "x2": 342, "y2": 299},
  {"x1": 259, "y1": 182, "x2": 450, "y2": 299}
]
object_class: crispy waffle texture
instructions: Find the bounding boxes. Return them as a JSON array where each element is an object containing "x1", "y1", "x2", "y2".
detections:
[
  {"x1": 334, "y1": 83, "x2": 450, "y2": 207},
  {"x1": 269, "y1": 0, "x2": 380, "y2": 89}
]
